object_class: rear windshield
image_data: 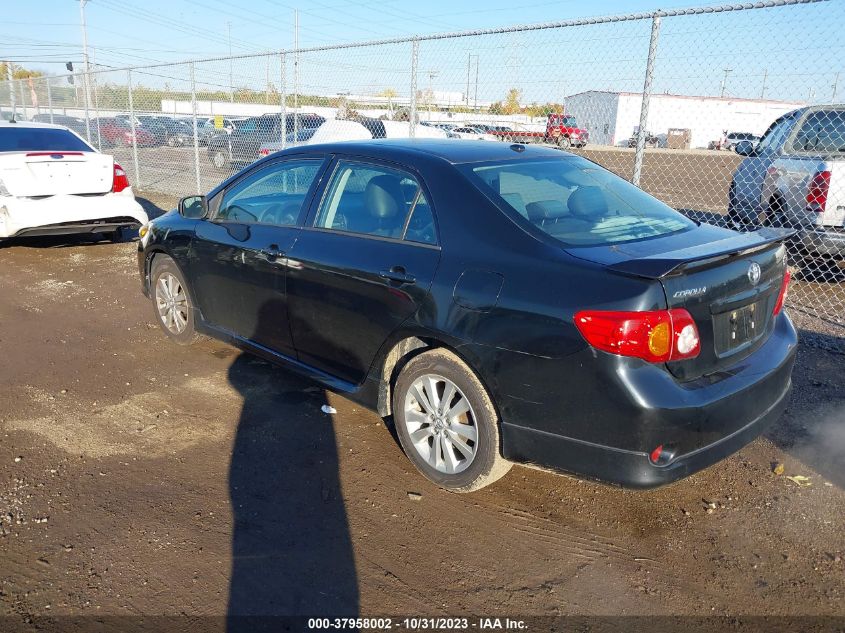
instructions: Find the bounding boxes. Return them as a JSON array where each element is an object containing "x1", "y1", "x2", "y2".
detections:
[
  {"x1": 0, "y1": 127, "x2": 92, "y2": 152},
  {"x1": 464, "y1": 157, "x2": 694, "y2": 247}
]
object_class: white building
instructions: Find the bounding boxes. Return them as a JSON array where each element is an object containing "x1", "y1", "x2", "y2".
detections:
[{"x1": 564, "y1": 91, "x2": 806, "y2": 148}]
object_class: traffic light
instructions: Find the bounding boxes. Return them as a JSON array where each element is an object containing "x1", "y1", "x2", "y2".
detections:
[{"x1": 66, "y1": 62, "x2": 74, "y2": 84}]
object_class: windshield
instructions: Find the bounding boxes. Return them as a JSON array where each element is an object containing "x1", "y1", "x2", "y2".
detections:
[
  {"x1": 464, "y1": 157, "x2": 694, "y2": 247},
  {"x1": 0, "y1": 127, "x2": 93, "y2": 152}
]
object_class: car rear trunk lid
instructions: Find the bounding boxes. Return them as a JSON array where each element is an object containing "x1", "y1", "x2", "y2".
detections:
[
  {"x1": 0, "y1": 151, "x2": 113, "y2": 197},
  {"x1": 568, "y1": 225, "x2": 793, "y2": 380}
]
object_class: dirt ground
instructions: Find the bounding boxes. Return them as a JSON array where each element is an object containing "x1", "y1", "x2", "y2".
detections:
[{"x1": 0, "y1": 194, "x2": 844, "y2": 631}]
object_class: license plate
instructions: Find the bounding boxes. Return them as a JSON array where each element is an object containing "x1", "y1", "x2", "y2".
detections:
[{"x1": 714, "y1": 301, "x2": 763, "y2": 354}]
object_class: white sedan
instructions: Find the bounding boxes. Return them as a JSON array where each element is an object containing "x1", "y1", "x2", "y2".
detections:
[
  {"x1": 450, "y1": 126, "x2": 498, "y2": 141},
  {"x1": 0, "y1": 121, "x2": 147, "y2": 242}
]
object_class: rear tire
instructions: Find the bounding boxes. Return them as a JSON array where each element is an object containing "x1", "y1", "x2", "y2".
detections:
[
  {"x1": 150, "y1": 256, "x2": 199, "y2": 346},
  {"x1": 392, "y1": 348, "x2": 511, "y2": 493}
]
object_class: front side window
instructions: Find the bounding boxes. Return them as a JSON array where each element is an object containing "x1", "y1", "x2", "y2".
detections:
[
  {"x1": 464, "y1": 156, "x2": 694, "y2": 247},
  {"x1": 756, "y1": 113, "x2": 798, "y2": 154},
  {"x1": 216, "y1": 159, "x2": 322, "y2": 226},
  {"x1": 314, "y1": 161, "x2": 435, "y2": 243}
]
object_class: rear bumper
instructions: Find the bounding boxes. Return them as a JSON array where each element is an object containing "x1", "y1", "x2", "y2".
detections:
[
  {"x1": 798, "y1": 226, "x2": 845, "y2": 259},
  {"x1": 502, "y1": 375, "x2": 791, "y2": 488},
  {"x1": 493, "y1": 312, "x2": 798, "y2": 488},
  {"x1": 0, "y1": 190, "x2": 147, "y2": 239}
]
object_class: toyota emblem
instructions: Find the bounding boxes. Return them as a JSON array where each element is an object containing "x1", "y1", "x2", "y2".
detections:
[{"x1": 748, "y1": 262, "x2": 761, "y2": 285}]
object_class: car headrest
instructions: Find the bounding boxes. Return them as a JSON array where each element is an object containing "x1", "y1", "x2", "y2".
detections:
[
  {"x1": 365, "y1": 175, "x2": 404, "y2": 220},
  {"x1": 568, "y1": 186, "x2": 608, "y2": 219},
  {"x1": 525, "y1": 199, "x2": 567, "y2": 223}
]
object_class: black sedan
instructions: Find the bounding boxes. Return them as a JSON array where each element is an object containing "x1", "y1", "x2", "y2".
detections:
[{"x1": 137, "y1": 140, "x2": 797, "y2": 492}]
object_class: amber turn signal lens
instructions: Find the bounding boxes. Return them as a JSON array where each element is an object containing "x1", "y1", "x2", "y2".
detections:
[{"x1": 647, "y1": 321, "x2": 671, "y2": 357}]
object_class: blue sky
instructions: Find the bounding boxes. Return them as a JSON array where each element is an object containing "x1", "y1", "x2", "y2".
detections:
[{"x1": 2, "y1": 0, "x2": 843, "y2": 105}]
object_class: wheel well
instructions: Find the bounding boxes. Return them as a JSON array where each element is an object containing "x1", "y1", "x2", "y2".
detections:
[{"x1": 376, "y1": 336, "x2": 429, "y2": 417}]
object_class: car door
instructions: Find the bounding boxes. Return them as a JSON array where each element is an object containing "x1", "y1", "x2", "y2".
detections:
[
  {"x1": 286, "y1": 158, "x2": 441, "y2": 384},
  {"x1": 188, "y1": 156, "x2": 328, "y2": 356}
]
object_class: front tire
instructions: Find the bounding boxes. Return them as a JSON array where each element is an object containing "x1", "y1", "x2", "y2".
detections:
[
  {"x1": 392, "y1": 349, "x2": 511, "y2": 493},
  {"x1": 556, "y1": 135, "x2": 571, "y2": 149},
  {"x1": 150, "y1": 256, "x2": 199, "y2": 345}
]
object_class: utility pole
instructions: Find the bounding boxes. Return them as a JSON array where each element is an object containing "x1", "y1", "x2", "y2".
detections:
[
  {"x1": 79, "y1": 0, "x2": 92, "y2": 142},
  {"x1": 760, "y1": 68, "x2": 767, "y2": 99},
  {"x1": 427, "y1": 69, "x2": 438, "y2": 119},
  {"x1": 719, "y1": 68, "x2": 732, "y2": 98},
  {"x1": 227, "y1": 21, "x2": 233, "y2": 102},
  {"x1": 466, "y1": 53, "x2": 471, "y2": 107},
  {"x1": 833, "y1": 72, "x2": 840, "y2": 103},
  {"x1": 474, "y1": 57, "x2": 479, "y2": 111}
]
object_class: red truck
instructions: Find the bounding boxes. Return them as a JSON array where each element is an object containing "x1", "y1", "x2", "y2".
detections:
[{"x1": 488, "y1": 113, "x2": 589, "y2": 148}]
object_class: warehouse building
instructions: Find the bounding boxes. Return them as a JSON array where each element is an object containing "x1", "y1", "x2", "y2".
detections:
[{"x1": 564, "y1": 91, "x2": 806, "y2": 148}]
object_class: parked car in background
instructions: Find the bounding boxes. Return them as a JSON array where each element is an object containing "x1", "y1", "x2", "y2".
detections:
[
  {"x1": 729, "y1": 105, "x2": 845, "y2": 270},
  {"x1": 207, "y1": 113, "x2": 325, "y2": 169},
  {"x1": 627, "y1": 130, "x2": 660, "y2": 148},
  {"x1": 0, "y1": 121, "x2": 147, "y2": 242},
  {"x1": 92, "y1": 117, "x2": 156, "y2": 148},
  {"x1": 451, "y1": 126, "x2": 497, "y2": 141},
  {"x1": 32, "y1": 113, "x2": 101, "y2": 147},
  {"x1": 151, "y1": 117, "x2": 195, "y2": 147},
  {"x1": 139, "y1": 140, "x2": 795, "y2": 492},
  {"x1": 725, "y1": 132, "x2": 760, "y2": 151},
  {"x1": 257, "y1": 118, "x2": 447, "y2": 157},
  {"x1": 135, "y1": 116, "x2": 169, "y2": 146}
]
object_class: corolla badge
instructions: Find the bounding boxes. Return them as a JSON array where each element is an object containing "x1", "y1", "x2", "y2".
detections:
[
  {"x1": 747, "y1": 262, "x2": 761, "y2": 285},
  {"x1": 673, "y1": 287, "x2": 706, "y2": 299}
]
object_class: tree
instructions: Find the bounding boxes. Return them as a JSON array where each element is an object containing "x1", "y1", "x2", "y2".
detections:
[
  {"x1": 0, "y1": 62, "x2": 43, "y2": 80},
  {"x1": 503, "y1": 88, "x2": 521, "y2": 115}
]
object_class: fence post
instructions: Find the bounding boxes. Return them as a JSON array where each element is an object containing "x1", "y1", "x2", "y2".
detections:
[
  {"x1": 280, "y1": 52, "x2": 287, "y2": 150},
  {"x1": 81, "y1": 65, "x2": 92, "y2": 143},
  {"x1": 410, "y1": 39, "x2": 419, "y2": 138},
  {"x1": 632, "y1": 12, "x2": 661, "y2": 187},
  {"x1": 127, "y1": 69, "x2": 141, "y2": 190},
  {"x1": 190, "y1": 62, "x2": 201, "y2": 194},
  {"x1": 46, "y1": 78, "x2": 54, "y2": 124}
]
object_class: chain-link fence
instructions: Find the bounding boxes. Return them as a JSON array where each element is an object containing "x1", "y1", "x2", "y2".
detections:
[{"x1": 2, "y1": 0, "x2": 844, "y2": 339}]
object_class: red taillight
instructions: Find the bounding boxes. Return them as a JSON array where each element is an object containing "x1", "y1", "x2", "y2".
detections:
[
  {"x1": 574, "y1": 308, "x2": 700, "y2": 363},
  {"x1": 806, "y1": 170, "x2": 831, "y2": 210},
  {"x1": 259, "y1": 148, "x2": 270, "y2": 156},
  {"x1": 773, "y1": 268, "x2": 791, "y2": 316},
  {"x1": 112, "y1": 163, "x2": 129, "y2": 193}
]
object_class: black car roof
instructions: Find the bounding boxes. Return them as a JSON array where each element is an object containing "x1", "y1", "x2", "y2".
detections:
[{"x1": 299, "y1": 138, "x2": 569, "y2": 165}]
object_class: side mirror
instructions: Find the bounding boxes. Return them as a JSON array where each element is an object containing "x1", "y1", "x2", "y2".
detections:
[
  {"x1": 734, "y1": 140, "x2": 755, "y2": 156},
  {"x1": 178, "y1": 195, "x2": 208, "y2": 219}
]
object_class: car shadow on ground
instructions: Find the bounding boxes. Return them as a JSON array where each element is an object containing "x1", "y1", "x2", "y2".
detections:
[{"x1": 225, "y1": 346, "x2": 359, "y2": 630}]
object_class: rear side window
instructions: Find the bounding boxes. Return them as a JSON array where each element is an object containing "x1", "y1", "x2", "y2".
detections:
[
  {"x1": 790, "y1": 110, "x2": 845, "y2": 154},
  {"x1": 0, "y1": 127, "x2": 92, "y2": 152},
  {"x1": 315, "y1": 161, "x2": 436, "y2": 243},
  {"x1": 465, "y1": 157, "x2": 694, "y2": 247}
]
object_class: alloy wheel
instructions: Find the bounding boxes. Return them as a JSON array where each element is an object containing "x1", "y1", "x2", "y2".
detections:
[
  {"x1": 403, "y1": 373, "x2": 478, "y2": 474},
  {"x1": 155, "y1": 272, "x2": 189, "y2": 335}
]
